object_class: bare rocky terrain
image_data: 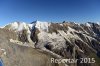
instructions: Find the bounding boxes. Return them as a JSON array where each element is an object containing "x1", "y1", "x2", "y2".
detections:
[{"x1": 0, "y1": 28, "x2": 64, "y2": 66}]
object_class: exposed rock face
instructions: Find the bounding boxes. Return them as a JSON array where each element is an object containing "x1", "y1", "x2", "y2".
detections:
[{"x1": 1, "y1": 21, "x2": 100, "y2": 66}]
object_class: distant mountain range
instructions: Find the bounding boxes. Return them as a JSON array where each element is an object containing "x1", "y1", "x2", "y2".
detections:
[{"x1": 0, "y1": 21, "x2": 100, "y2": 66}]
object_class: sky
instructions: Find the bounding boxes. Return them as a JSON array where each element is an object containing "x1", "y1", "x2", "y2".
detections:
[{"x1": 0, "y1": 0, "x2": 100, "y2": 26}]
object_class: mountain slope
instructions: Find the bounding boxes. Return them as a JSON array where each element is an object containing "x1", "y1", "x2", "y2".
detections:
[
  {"x1": 0, "y1": 28, "x2": 64, "y2": 66},
  {"x1": 1, "y1": 21, "x2": 100, "y2": 66}
]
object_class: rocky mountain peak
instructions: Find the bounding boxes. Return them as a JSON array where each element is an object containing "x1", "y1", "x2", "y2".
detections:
[{"x1": 1, "y1": 21, "x2": 100, "y2": 66}]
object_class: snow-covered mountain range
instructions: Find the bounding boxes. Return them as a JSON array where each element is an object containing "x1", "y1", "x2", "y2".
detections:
[{"x1": 1, "y1": 21, "x2": 100, "y2": 66}]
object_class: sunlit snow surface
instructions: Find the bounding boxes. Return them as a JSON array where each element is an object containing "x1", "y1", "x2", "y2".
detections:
[
  {"x1": 85, "y1": 22, "x2": 91, "y2": 27},
  {"x1": 35, "y1": 21, "x2": 51, "y2": 31},
  {"x1": 4, "y1": 21, "x2": 51, "y2": 32}
]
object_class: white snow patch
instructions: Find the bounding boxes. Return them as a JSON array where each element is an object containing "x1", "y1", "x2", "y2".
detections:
[
  {"x1": 83, "y1": 34, "x2": 96, "y2": 41},
  {"x1": 60, "y1": 24, "x2": 63, "y2": 26},
  {"x1": 58, "y1": 26, "x2": 84, "y2": 43},
  {"x1": 85, "y1": 23, "x2": 91, "y2": 27},
  {"x1": 36, "y1": 31, "x2": 66, "y2": 50},
  {"x1": 10, "y1": 22, "x2": 19, "y2": 30},
  {"x1": 35, "y1": 21, "x2": 51, "y2": 32},
  {"x1": 74, "y1": 22, "x2": 80, "y2": 26},
  {"x1": 4, "y1": 22, "x2": 30, "y2": 31},
  {"x1": 17, "y1": 22, "x2": 28, "y2": 31},
  {"x1": 68, "y1": 26, "x2": 76, "y2": 32},
  {"x1": 28, "y1": 24, "x2": 35, "y2": 29},
  {"x1": 96, "y1": 22, "x2": 100, "y2": 25}
]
